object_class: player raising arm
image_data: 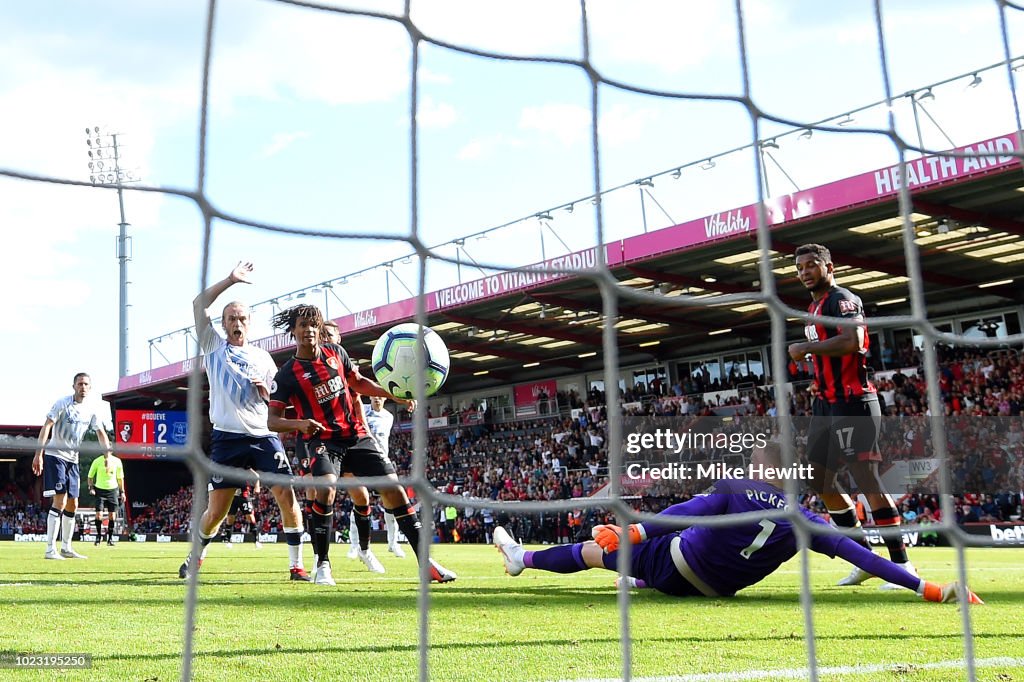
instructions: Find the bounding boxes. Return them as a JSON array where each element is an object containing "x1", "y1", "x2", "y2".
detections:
[
  {"x1": 178, "y1": 261, "x2": 310, "y2": 582},
  {"x1": 494, "y1": 442, "x2": 981, "y2": 605},
  {"x1": 267, "y1": 304, "x2": 456, "y2": 586}
]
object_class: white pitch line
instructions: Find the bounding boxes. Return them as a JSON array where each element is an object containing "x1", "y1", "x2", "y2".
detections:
[{"x1": 554, "y1": 656, "x2": 1024, "y2": 682}]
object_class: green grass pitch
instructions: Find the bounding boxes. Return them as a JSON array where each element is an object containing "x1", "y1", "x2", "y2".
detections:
[{"x1": 0, "y1": 543, "x2": 1021, "y2": 681}]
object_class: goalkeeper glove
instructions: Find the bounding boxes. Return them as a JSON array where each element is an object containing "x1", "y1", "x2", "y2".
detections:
[
  {"x1": 920, "y1": 581, "x2": 984, "y2": 604},
  {"x1": 592, "y1": 524, "x2": 645, "y2": 553}
]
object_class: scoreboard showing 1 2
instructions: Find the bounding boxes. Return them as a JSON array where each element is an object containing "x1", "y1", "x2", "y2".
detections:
[{"x1": 115, "y1": 409, "x2": 188, "y2": 457}]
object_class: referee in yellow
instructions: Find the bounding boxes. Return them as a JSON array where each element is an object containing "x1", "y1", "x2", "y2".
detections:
[{"x1": 87, "y1": 452, "x2": 126, "y2": 546}]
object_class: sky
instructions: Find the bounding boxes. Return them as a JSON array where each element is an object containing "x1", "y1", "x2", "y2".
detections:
[{"x1": 1, "y1": 0, "x2": 1023, "y2": 424}]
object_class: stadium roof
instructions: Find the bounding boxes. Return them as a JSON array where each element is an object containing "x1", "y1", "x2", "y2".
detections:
[
  {"x1": 0, "y1": 425, "x2": 43, "y2": 439},
  {"x1": 105, "y1": 131, "x2": 1024, "y2": 410}
]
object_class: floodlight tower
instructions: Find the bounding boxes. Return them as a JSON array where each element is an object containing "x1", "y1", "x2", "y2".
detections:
[{"x1": 86, "y1": 126, "x2": 140, "y2": 378}]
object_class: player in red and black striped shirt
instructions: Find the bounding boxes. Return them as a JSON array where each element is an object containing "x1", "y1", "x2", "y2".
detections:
[
  {"x1": 788, "y1": 243, "x2": 914, "y2": 588},
  {"x1": 268, "y1": 304, "x2": 456, "y2": 586}
]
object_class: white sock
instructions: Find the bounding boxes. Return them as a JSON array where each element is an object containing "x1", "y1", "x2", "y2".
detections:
[
  {"x1": 284, "y1": 527, "x2": 303, "y2": 568},
  {"x1": 46, "y1": 509, "x2": 61, "y2": 551},
  {"x1": 349, "y1": 516, "x2": 359, "y2": 549},
  {"x1": 385, "y1": 512, "x2": 397, "y2": 546},
  {"x1": 60, "y1": 512, "x2": 75, "y2": 551}
]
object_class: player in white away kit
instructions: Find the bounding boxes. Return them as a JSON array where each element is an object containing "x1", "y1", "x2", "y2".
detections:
[
  {"x1": 32, "y1": 372, "x2": 112, "y2": 560},
  {"x1": 350, "y1": 396, "x2": 406, "y2": 558},
  {"x1": 178, "y1": 261, "x2": 310, "y2": 582}
]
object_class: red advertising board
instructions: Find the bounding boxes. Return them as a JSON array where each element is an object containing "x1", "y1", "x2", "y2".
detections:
[{"x1": 513, "y1": 380, "x2": 557, "y2": 407}]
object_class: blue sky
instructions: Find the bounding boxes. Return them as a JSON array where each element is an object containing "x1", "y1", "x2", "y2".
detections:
[{"x1": 1, "y1": 0, "x2": 1022, "y2": 424}]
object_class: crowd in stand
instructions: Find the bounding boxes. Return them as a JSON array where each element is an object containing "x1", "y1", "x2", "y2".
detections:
[
  {"x1": 132, "y1": 483, "x2": 288, "y2": 536},
  {"x1": 0, "y1": 468, "x2": 46, "y2": 534},
  {"x1": 132, "y1": 486, "x2": 193, "y2": 534}
]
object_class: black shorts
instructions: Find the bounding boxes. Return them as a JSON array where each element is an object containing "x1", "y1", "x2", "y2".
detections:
[
  {"x1": 310, "y1": 437, "x2": 397, "y2": 479},
  {"x1": 229, "y1": 494, "x2": 254, "y2": 517},
  {"x1": 294, "y1": 438, "x2": 312, "y2": 477},
  {"x1": 806, "y1": 395, "x2": 882, "y2": 470},
  {"x1": 94, "y1": 487, "x2": 120, "y2": 513}
]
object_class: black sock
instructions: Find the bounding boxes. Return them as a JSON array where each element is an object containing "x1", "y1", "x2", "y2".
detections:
[
  {"x1": 303, "y1": 499, "x2": 313, "y2": 533},
  {"x1": 386, "y1": 505, "x2": 422, "y2": 559},
  {"x1": 311, "y1": 501, "x2": 333, "y2": 564},
  {"x1": 871, "y1": 506, "x2": 909, "y2": 564},
  {"x1": 95, "y1": 518, "x2": 102, "y2": 540},
  {"x1": 829, "y1": 507, "x2": 871, "y2": 549},
  {"x1": 184, "y1": 536, "x2": 215, "y2": 566},
  {"x1": 353, "y1": 505, "x2": 371, "y2": 552},
  {"x1": 106, "y1": 522, "x2": 114, "y2": 542}
]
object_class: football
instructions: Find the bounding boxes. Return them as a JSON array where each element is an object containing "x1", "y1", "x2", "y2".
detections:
[{"x1": 371, "y1": 323, "x2": 450, "y2": 398}]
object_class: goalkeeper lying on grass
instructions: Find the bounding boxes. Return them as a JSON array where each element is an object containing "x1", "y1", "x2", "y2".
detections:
[{"x1": 493, "y1": 442, "x2": 981, "y2": 604}]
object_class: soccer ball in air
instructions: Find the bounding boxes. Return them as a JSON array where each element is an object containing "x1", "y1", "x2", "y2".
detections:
[{"x1": 371, "y1": 323, "x2": 450, "y2": 399}]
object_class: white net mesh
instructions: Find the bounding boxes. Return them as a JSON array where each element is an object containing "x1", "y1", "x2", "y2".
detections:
[{"x1": 4, "y1": 1, "x2": 1024, "y2": 680}]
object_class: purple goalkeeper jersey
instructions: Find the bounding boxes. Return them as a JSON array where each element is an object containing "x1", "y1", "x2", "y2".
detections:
[{"x1": 642, "y1": 479, "x2": 844, "y2": 596}]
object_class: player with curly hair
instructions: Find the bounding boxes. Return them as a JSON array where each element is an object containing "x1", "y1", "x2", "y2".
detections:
[{"x1": 267, "y1": 304, "x2": 456, "y2": 585}]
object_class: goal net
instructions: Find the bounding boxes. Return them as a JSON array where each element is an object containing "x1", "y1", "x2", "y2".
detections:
[{"x1": 3, "y1": 1, "x2": 1024, "y2": 681}]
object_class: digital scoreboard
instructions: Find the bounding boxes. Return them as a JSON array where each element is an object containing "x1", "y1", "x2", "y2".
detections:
[{"x1": 114, "y1": 410, "x2": 188, "y2": 457}]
